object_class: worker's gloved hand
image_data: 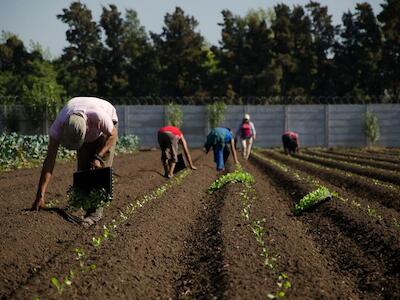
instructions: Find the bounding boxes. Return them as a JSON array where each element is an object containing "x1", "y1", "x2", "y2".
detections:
[{"x1": 31, "y1": 196, "x2": 45, "y2": 211}]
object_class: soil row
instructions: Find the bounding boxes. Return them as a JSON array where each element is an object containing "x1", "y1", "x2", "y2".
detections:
[
  {"x1": 0, "y1": 150, "x2": 196, "y2": 299},
  {"x1": 304, "y1": 149, "x2": 400, "y2": 172},
  {"x1": 326, "y1": 149, "x2": 400, "y2": 164},
  {"x1": 294, "y1": 152, "x2": 400, "y2": 186},
  {"x1": 262, "y1": 150, "x2": 400, "y2": 212},
  {"x1": 249, "y1": 153, "x2": 400, "y2": 299}
]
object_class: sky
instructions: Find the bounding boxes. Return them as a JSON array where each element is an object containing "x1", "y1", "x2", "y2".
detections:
[{"x1": 0, "y1": 0, "x2": 382, "y2": 58}]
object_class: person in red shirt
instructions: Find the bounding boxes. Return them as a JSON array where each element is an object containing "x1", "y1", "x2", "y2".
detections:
[
  {"x1": 158, "y1": 125, "x2": 197, "y2": 178},
  {"x1": 282, "y1": 131, "x2": 300, "y2": 155}
]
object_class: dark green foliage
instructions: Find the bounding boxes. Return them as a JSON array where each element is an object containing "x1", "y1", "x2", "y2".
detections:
[
  {"x1": 57, "y1": 1, "x2": 101, "y2": 96},
  {"x1": 377, "y1": 0, "x2": 400, "y2": 99},
  {"x1": 1, "y1": 2, "x2": 399, "y2": 103},
  {"x1": 151, "y1": 7, "x2": 208, "y2": 98},
  {"x1": 334, "y1": 3, "x2": 383, "y2": 100}
]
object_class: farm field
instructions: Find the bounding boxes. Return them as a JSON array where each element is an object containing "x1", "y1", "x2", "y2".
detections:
[{"x1": 0, "y1": 148, "x2": 399, "y2": 299}]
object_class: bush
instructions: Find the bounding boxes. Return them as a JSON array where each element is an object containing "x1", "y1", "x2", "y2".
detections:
[
  {"x1": 362, "y1": 111, "x2": 380, "y2": 147},
  {"x1": 166, "y1": 103, "x2": 183, "y2": 128},
  {"x1": 207, "y1": 101, "x2": 226, "y2": 128}
]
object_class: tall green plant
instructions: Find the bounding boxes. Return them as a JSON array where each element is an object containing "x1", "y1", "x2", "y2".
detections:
[
  {"x1": 362, "y1": 111, "x2": 380, "y2": 147},
  {"x1": 207, "y1": 101, "x2": 226, "y2": 128},
  {"x1": 166, "y1": 103, "x2": 183, "y2": 128}
]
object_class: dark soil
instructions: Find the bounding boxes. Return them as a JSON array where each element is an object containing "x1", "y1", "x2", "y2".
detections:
[
  {"x1": 327, "y1": 149, "x2": 400, "y2": 164},
  {"x1": 249, "y1": 154, "x2": 400, "y2": 299},
  {"x1": 1, "y1": 149, "x2": 399, "y2": 299},
  {"x1": 262, "y1": 150, "x2": 400, "y2": 211},
  {"x1": 295, "y1": 152, "x2": 400, "y2": 186},
  {"x1": 304, "y1": 149, "x2": 400, "y2": 172}
]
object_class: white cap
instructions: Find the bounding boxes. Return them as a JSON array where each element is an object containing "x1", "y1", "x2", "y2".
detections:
[{"x1": 244, "y1": 114, "x2": 250, "y2": 120}]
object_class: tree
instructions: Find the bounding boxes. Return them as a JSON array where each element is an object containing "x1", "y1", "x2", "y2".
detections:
[
  {"x1": 288, "y1": 5, "x2": 317, "y2": 97},
  {"x1": 123, "y1": 9, "x2": 159, "y2": 97},
  {"x1": 377, "y1": 0, "x2": 400, "y2": 99},
  {"x1": 98, "y1": 4, "x2": 129, "y2": 97},
  {"x1": 334, "y1": 3, "x2": 382, "y2": 100},
  {"x1": 305, "y1": 1, "x2": 336, "y2": 97},
  {"x1": 151, "y1": 7, "x2": 208, "y2": 97},
  {"x1": 272, "y1": 4, "x2": 295, "y2": 97},
  {"x1": 57, "y1": 1, "x2": 101, "y2": 96},
  {"x1": 215, "y1": 9, "x2": 281, "y2": 98}
]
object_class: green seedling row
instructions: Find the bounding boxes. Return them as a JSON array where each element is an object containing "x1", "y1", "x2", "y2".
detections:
[
  {"x1": 254, "y1": 152, "x2": 396, "y2": 229},
  {"x1": 208, "y1": 166, "x2": 292, "y2": 299},
  {"x1": 47, "y1": 168, "x2": 191, "y2": 297}
]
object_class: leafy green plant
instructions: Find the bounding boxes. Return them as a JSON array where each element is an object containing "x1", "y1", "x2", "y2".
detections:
[
  {"x1": 293, "y1": 186, "x2": 333, "y2": 215},
  {"x1": 207, "y1": 101, "x2": 226, "y2": 128},
  {"x1": 268, "y1": 273, "x2": 292, "y2": 299},
  {"x1": 166, "y1": 102, "x2": 183, "y2": 128},
  {"x1": 67, "y1": 187, "x2": 112, "y2": 211},
  {"x1": 0, "y1": 133, "x2": 139, "y2": 170},
  {"x1": 366, "y1": 205, "x2": 383, "y2": 221},
  {"x1": 115, "y1": 135, "x2": 139, "y2": 153},
  {"x1": 208, "y1": 169, "x2": 254, "y2": 193},
  {"x1": 393, "y1": 218, "x2": 400, "y2": 229},
  {"x1": 362, "y1": 111, "x2": 380, "y2": 147},
  {"x1": 50, "y1": 270, "x2": 74, "y2": 294}
]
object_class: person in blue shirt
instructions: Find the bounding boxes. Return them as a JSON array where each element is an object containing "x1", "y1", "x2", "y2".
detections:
[{"x1": 204, "y1": 127, "x2": 239, "y2": 171}]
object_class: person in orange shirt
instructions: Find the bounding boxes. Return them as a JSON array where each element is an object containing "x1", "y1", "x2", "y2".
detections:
[{"x1": 158, "y1": 125, "x2": 197, "y2": 178}]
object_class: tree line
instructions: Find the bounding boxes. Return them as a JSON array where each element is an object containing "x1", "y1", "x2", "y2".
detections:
[{"x1": 0, "y1": 0, "x2": 399, "y2": 107}]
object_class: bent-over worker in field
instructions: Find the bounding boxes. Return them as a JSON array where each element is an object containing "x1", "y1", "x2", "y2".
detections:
[
  {"x1": 235, "y1": 113, "x2": 256, "y2": 160},
  {"x1": 32, "y1": 97, "x2": 118, "y2": 226},
  {"x1": 204, "y1": 127, "x2": 239, "y2": 171},
  {"x1": 157, "y1": 125, "x2": 197, "y2": 178},
  {"x1": 282, "y1": 130, "x2": 300, "y2": 155}
]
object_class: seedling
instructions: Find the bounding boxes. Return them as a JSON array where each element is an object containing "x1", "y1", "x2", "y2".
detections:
[
  {"x1": 293, "y1": 186, "x2": 334, "y2": 215},
  {"x1": 267, "y1": 273, "x2": 292, "y2": 299},
  {"x1": 208, "y1": 169, "x2": 254, "y2": 193},
  {"x1": 44, "y1": 199, "x2": 59, "y2": 209},
  {"x1": 50, "y1": 270, "x2": 74, "y2": 294},
  {"x1": 366, "y1": 206, "x2": 383, "y2": 221},
  {"x1": 67, "y1": 187, "x2": 112, "y2": 211},
  {"x1": 393, "y1": 218, "x2": 400, "y2": 229}
]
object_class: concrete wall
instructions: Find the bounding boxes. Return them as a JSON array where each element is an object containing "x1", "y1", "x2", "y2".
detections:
[{"x1": 1, "y1": 104, "x2": 399, "y2": 148}]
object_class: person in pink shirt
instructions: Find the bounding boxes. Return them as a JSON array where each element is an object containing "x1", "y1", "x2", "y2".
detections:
[
  {"x1": 158, "y1": 125, "x2": 197, "y2": 178},
  {"x1": 31, "y1": 97, "x2": 118, "y2": 226},
  {"x1": 282, "y1": 131, "x2": 300, "y2": 155}
]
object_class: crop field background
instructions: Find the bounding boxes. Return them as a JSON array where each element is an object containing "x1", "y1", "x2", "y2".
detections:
[{"x1": 0, "y1": 146, "x2": 399, "y2": 299}]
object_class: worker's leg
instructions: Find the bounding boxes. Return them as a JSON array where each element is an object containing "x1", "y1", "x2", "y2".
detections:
[
  {"x1": 241, "y1": 138, "x2": 247, "y2": 158},
  {"x1": 245, "y1": 137, "x2": 253, "y2": 160},
  {"x1": 214, "y1": 145, "x2": 225, "y2": 171}
]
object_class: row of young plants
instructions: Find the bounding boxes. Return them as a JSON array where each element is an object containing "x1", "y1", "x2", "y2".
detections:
[
  {"x1": 41, "y1": 169, "x2": 191, "y2": 298},
  {"x1": 328, "y1": 148, "x2": 400, "y2": 164},
  {"x1": 253, "y1": 152, "x2": 400, "y2": 230},
  {"x1": 264, "y1": 149, "x2": 400, "y2": 209},
  {"x1": 208, "y1": 166, "x2": 292, "y2": 299},
  {"x1": 304, "y1": 149, "x2": 400, "y2": 172},
  {"x1": 295, "y1": 151, "x2": 400, "y2": 186},
  {"x1": 0, "y1": 133, "x2": 139, "y2": 170}
]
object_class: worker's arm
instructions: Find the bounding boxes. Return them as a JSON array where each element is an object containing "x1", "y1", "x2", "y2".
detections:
[
  {"x1": 295, "y1": 136, "x2": 300, "y2": 153},
  {"x1": 230, "y1": 138, "x2": 239, "y2": 164},
  {"x1": 32, "y1": 137, "x2": 60, "y2": 211},
  {"x1": 92, "y1": 126, "x2": 118, "y2": 168},
  {"x1": 251, "y1": 122, "x2": 256, "y2": 141},
  {"x1": 180, "y1": 136, "x2": 197, "y2": 170}
]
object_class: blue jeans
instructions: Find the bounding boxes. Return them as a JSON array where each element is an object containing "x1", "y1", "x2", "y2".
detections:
[{"x1": 213, "y1": 144, "x2": 230, "y2": 170}]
